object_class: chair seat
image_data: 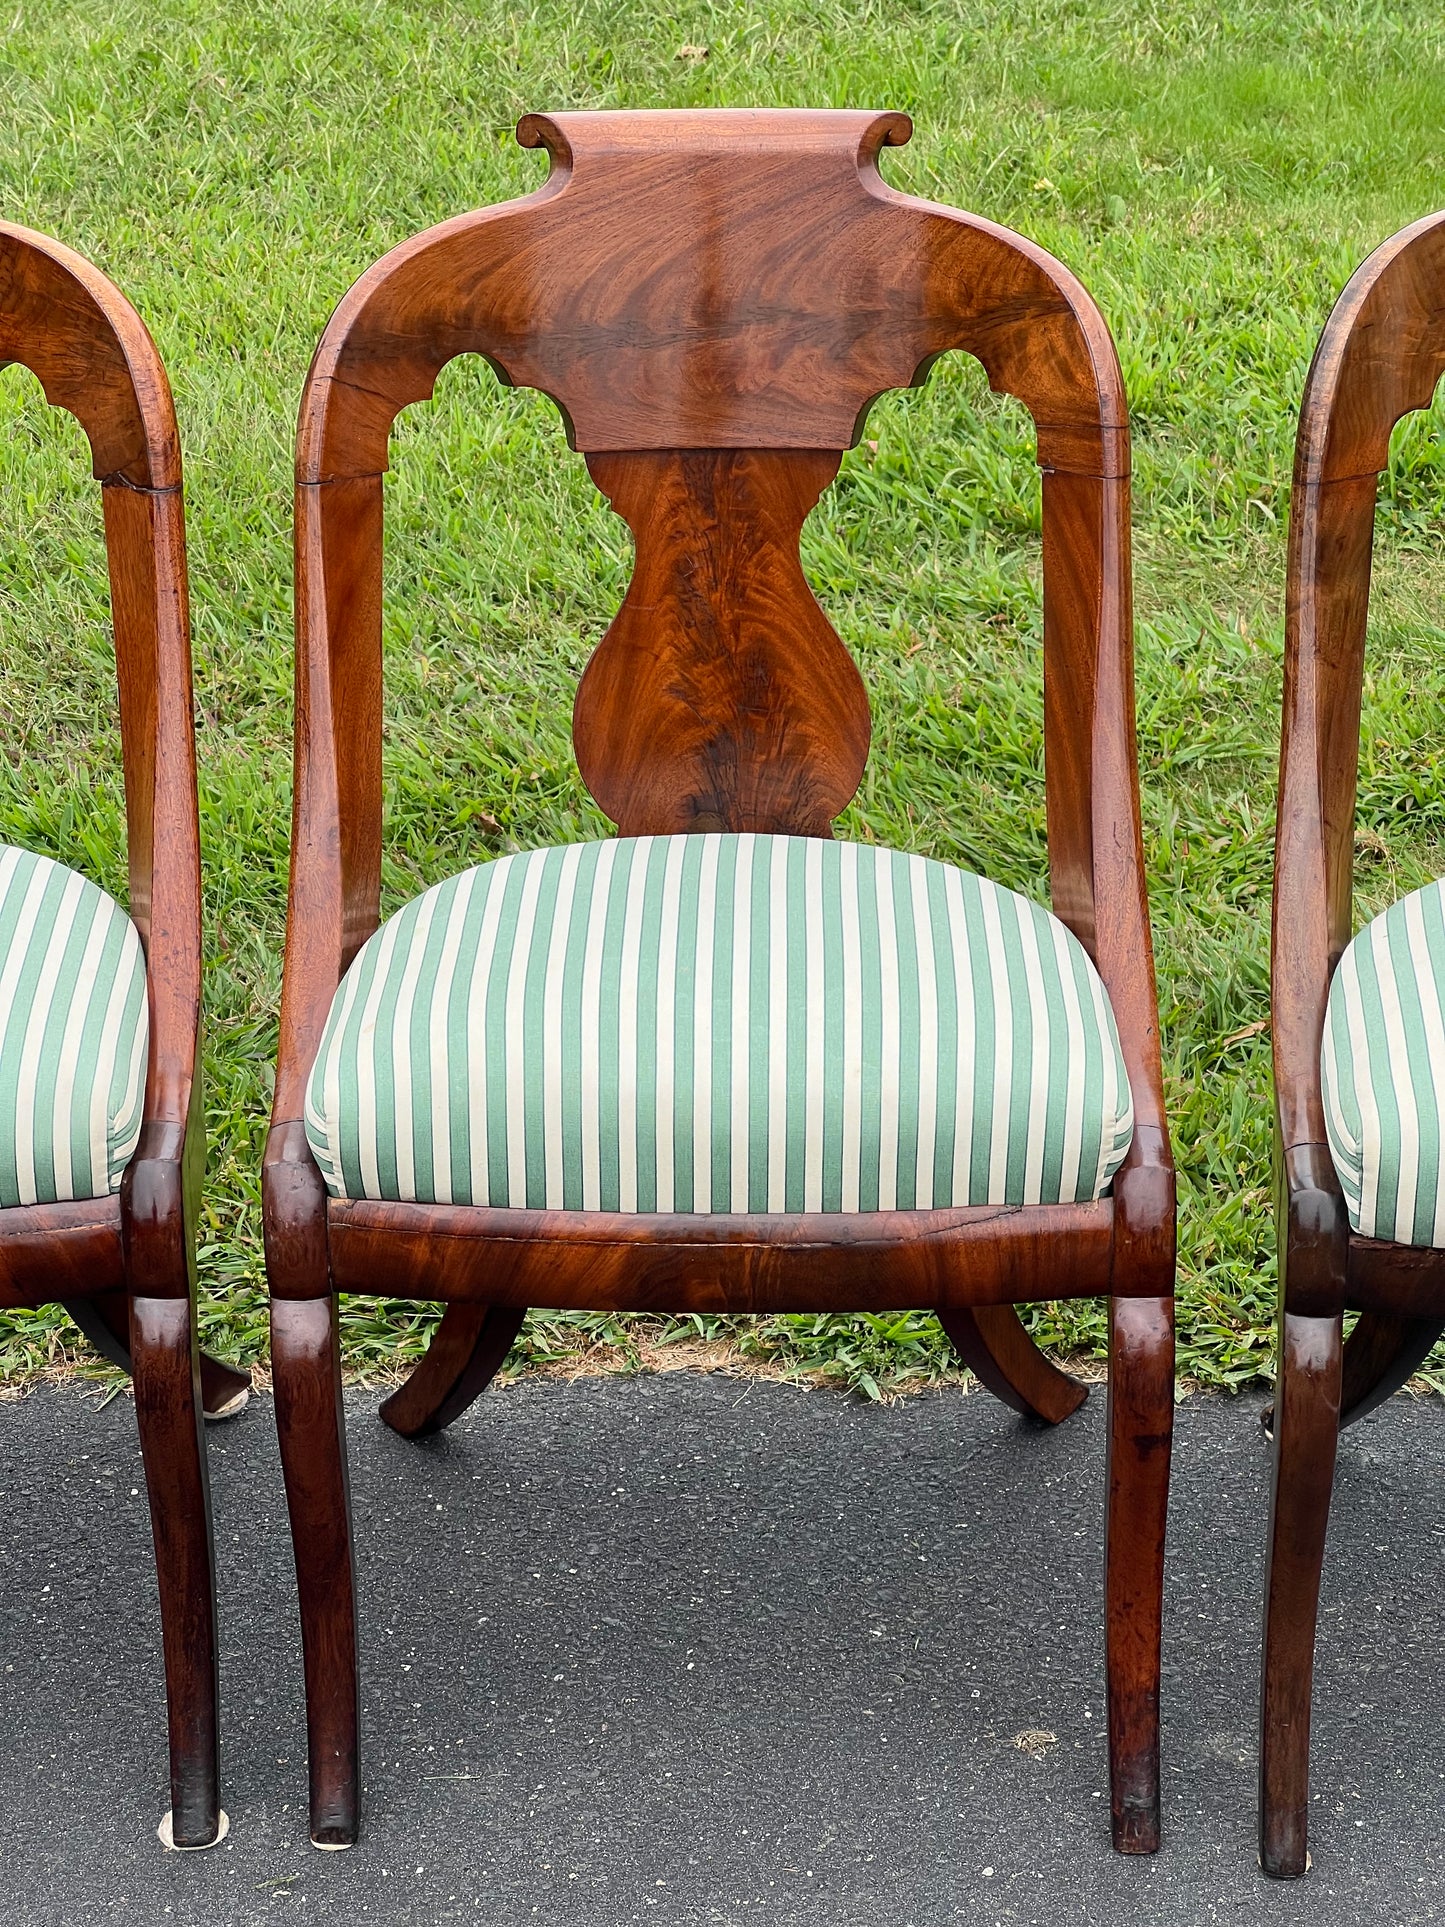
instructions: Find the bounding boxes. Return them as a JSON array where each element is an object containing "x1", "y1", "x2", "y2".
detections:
[
  {"x1": 305, "y1": 834, "x2": 1134, "y2": 1214},
  {"x1": 0, "y1": 845, "x2": 148, "y2": 1207},
  {"x1": 1323, "y1": 877, "x2": 1445, "y2": 1246}
]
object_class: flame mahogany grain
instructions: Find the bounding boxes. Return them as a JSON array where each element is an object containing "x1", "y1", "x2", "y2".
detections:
[
  {"x1": 263, "y1": 110, "x2": 1175, "y2": 1853},
  {"x1": 1263, "y1": 209, "x2": 1445, "y2": 1878},
  {"x1": 576, "y1": 448, "x2": 867, "y2": 835},
  {"x1": 0, "y1": 222, "x2": 223, "y2": 1845}
]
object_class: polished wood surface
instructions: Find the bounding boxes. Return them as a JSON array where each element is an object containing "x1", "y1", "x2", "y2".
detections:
[
  {"x1": 0, "y1": 223, "x2": 221, "y2": 1847},
  {"x1": 575, "y1": 448, "x2": 869, "y2": 835},
  {"x1": 1264, "y1": 208, "x2": 1445, "y2": 1877},
  {"x1": 326, "y1": 1197, "x2": 1117, "y2": 1311},
  {"x1": 130, "y1": 1294, "x2": 221, "y2": 1842},
  {"x1": 1104, "y1": 1293, "x2": 1174, "y2": 1855},
  {"x1": 271, "y1": 1295, "x2": 358, "y2": 1848},
  {"x1": 1345, "y1": 1230, "x2": 1445, "y2": 1317},
  {"x1": 293, "y1": 110, "x2": 1126, "y2": 476},
  {"x1": 1338, "y1": 1310, "x2": 1445, "y2": 1424},
  {"x1": 1260, "y1": 1311, "x2": 1342, "y2": 1879},
  {"x1": 265, "y1": 110, "x2": 1175, "y2": 1851},
  {"x1": 64, "y1": 1290, "x2": 252, "y2": 1418},
  {"x1": 379, "y1": 1303, "x2": 527, "y2": 1438},
  {"x1": 939, "y1": 1306, "x2": 1088, "y2": 1424}
]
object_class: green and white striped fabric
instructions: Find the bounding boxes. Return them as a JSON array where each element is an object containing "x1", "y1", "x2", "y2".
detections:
[
  {"x1": 305, "y1": 834, "x2": 1133, "y2": 1214},
  {"x1": 0, "y1": 845, "x2": 148, "y2": 1207},
  {"x1": 1323, "y1": 878, "x2": 1445, "y2": 1245}
]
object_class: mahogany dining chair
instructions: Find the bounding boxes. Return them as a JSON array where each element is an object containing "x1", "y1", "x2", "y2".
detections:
[
  {"x1": 262, "y1": 108, "x2": 1176, "y2": 1852},
  {"x1": 1263, "y1": 208, "x2": 1445, "y2": 1877},
  {"x1": 0, "y1": 223, "x2": 247, "y2": 1848}
]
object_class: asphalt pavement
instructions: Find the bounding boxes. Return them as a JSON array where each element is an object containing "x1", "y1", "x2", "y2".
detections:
[{"x1": 2, "y1": 1365, "x2": 1444, "y2": 1925}]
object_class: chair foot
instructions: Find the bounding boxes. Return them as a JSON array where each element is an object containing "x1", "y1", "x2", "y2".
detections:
[
  {"x1": 1259, "y1": 1310, "x2": 1342, "y2": 1880},
  {"x1": 938, "y1": 1305, "x2": 1088, "y2": 1424},
  {"x1": 272, "y1": 1294, "x2": 360, "y2": 1847},
  {"x1": 129, "y1": 1294, "x2": 222, "y2": 1849},
  {"x1": 200, "y1": 1352, "x2": 253, "y2": 1420},
  {"x1": 379, "y1": 1303, "x2": 526, "y2": 1438},
  {"x1": 1105, "y1": 1294, "x2": 1174, "y2": 1855},
  {"x1": 159, "y1": 1807, "x2": 230, "y2": 1851}
]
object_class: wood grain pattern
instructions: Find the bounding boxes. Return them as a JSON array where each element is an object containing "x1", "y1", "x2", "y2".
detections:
[
  {"x1": 1264, "y1": 208, "x2": 1445, "y2": 1878},
  {"x1": 265, "y1": 110, "x2": 1175, "y2": 1851},
  {"x1": 130, "y1": 1294, "x2": 220, "y2": 1847},
  {"x1": 63, "y1": 1291, "x2": 252, "y2": 1419},
  {"x1": 272, "y1": 1295, "x2": 359, "y2": 1848},
  {"x1": 294, "y1": 110, "x2": 1126, "y2": 478},
  {"x1": 0, "y1": 223, "x2": 219, "y2": 1844},
  {"x1": 0, "y1": 222, "x2": 178, "y2": 485},
  {"x1": 1260, "y1": 1311, "x2": 1342, "y2": 1879},
  {"x1": 1104, "y1": 1294, "x2": 1174, "y2": 1855},
  {"x1": 324, "y1": 1197, "x2": 1117, "y2": 1312},
  {"x1": 575, "y1": 449, "x2": 867, "y2": 834},
  {"x1": 1345, "y1": 1232, "x2": 1445, "y2": 1315}
]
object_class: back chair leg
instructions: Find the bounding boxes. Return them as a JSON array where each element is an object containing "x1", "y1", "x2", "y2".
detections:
[
  {"x1": 1338, "y1": 1310, "x2": 1442, "y2": 1427},
  {"x1": 129, "y1": 1293, "x2": 221, "y2": 1848},
  {"x1": 1104, "y1": 1293, "x2": 1174, "y2": 1854},
  {"x1": 1259, "y1": 1310, "x2": 1343, "y2": 1878},
  {"x1": 272, "y1": 1293, "x2": 360, "y2": 1847},
  {"x1": 379, "y1": 1302, "x2": 527, "y2": 1438},
  {"x1": 939, "y1": 1305, "x2": 1088, "y2": 1424}
]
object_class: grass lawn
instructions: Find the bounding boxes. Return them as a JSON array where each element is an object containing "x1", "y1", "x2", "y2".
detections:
[{"x1": 3, "y1": 0, "x2": 1445, "y2": 1394}]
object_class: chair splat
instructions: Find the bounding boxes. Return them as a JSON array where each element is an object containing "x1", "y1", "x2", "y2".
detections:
[{"x1": 576, "y1": 448, "x2": 867, "y2": 835}]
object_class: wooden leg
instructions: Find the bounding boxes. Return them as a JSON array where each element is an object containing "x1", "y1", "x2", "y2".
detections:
[
  {"x1": 379, "y1": 1303, "x2": 526, "y2": 1438},
  {"x1": 272, "y1": 1294, "x2": 359, "y2": 1848},
  {"x1": 129, "y1": 1294, "x2": 221, "y2": 1848},
  {"x1": 1339, "y1": 1310, "x2": 1443, "y2": 1428},
  {"x1": 1260, "y1": 1310, "x2": 1342, "y2": 1878},
  {"x1": 64, "y1": 1292, "x2": 252, "y2": 1419},
  {"x1": 1104, "y1": 1294, "x2": 1173, "y2": 1855},
  {"x1": 939, "y1": 1305, "x2": 1088, "y2": 1424}
]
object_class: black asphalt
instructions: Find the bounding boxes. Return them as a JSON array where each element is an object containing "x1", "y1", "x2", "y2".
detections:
[{"x1": 2, "y1": 1369, "x2": 1444, "y2": 1925}]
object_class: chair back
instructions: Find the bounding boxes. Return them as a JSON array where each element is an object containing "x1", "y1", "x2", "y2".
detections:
[
  {"x1": 1275, "y1": 211, "x2": 1445, "y2": 1160},
  {"x1": 281, "y1": 111, "x2": 1165, "y2": 1185},
  {"x1": 0, "y1": 223, "x2": 199, "y2": 1137}
]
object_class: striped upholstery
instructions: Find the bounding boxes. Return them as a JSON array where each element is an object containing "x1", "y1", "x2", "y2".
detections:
[
  {"x1": 0, "y1": 846, "x2": 148, "y2": 1207},
  {"x1": 306, "y1": 835, "x2": 1133, "y2": 1214},
  {"x1": 1323, "y1": 878, "x2": 1445, "y2": 1245}
]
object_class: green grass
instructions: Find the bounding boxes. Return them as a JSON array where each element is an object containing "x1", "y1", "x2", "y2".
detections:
[{"x1": 3, "y1": 0, "x2": 1445, "y2": 1394}]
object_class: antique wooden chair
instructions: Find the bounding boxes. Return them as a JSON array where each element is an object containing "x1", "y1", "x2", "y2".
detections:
[
  {"x1": 0, "y1": 223, "x2": 247, "y2": 1848},
  {"x1": 263, "y1": 109, "x2": 1175, "y2": 1853},
  {"x1": 1263, "y1": 209, "x2": 1445, "y2": 1878}
]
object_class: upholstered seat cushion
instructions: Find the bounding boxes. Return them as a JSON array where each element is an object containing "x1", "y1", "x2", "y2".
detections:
[
  {"x1": 305, "y1": 834, "x2": 1134, "y2": 1214},
  {"x1": 1323, "y1": 877, "x2": 1445, "y2": 1246},
  {"x1": 0, "y1": 845, "x2": 148, "y2": 1207}
]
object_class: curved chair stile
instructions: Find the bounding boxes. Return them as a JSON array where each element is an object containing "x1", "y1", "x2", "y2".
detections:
[
  {"x1": 0, "y1": 221, "x2": 242, "y2": 1848},
  {"x1": 262, "y1": 110, "x2": 1175, "y2": 1854},
  {"x1": 1263, "y1": 208, "x2": 1445, "y2": 1880}
]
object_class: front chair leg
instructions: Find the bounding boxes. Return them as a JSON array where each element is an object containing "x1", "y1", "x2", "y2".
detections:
[
  {"x1": 129, "y1": 1294, "x2": 221, "y2": 1847},
  {"x1": 272, "y1": 1293, "x2": 359, "y2": 1847},
  {"x1": 1259, "y1": 1310, "x2": 1343, "y2": 1878},
  {"x1": 1104, "y1": 1293, "x2": 1174, "y2": 1854},
  {"x1": 64, "y1": 1292, "x2": 252, "y2": 1419}
]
